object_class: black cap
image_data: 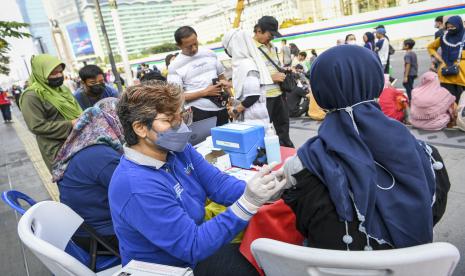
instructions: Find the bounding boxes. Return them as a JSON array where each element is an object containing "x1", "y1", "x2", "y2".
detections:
[{"x1": 257, "y1": 16, "x2": 282, "y2": 37}]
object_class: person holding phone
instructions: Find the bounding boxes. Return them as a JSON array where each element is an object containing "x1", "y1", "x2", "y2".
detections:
[{"x1": 168, "y1": 26, "x2": 231, "y2": 126}]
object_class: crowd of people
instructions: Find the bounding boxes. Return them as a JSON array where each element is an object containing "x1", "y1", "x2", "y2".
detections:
[{"x1": 3, "y1": 13, "x2": 464, "y2": 276}]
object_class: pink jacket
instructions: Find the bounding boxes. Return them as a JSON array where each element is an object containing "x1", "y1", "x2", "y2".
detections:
[{"x1": 410, "y1": 72, "x2": 455, "y2": 131}]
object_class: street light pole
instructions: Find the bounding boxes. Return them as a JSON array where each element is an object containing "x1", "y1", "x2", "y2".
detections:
[
  {"x1": 21, "y1": 55, "x2": 30, "y2": 76},
  {"x1": 93, "y1": 0, "x2": 123, "y2": 93},
  {"x1": 109, "y1": 0, "x2": 133, "y2": 86},
  {"x1": 35, "y1": 36, "x2": 46, "y2": 53}
]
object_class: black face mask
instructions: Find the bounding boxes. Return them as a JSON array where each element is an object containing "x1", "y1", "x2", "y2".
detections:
[
  {"x1": 48, "y1": 76, "x2": 64, "y2": 88},
  {"x1": 87, "y1": 83, "x2": 106, "y2": 96},
  {"x1": 448, "y1": 28, "x2": 458, "y2": 35}
]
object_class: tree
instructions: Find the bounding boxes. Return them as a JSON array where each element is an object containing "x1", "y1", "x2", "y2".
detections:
[
  {"x1": 141, "y1": 43, "x2": 178, "y2": 55},
  {"x1": 0, "y1": 21, "x2": 31, "y2": 75}
]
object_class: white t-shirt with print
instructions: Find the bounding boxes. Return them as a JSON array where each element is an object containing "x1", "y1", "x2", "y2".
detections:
[{"x1": 167, "y1": 48, "x2": 225, "y2": 111}]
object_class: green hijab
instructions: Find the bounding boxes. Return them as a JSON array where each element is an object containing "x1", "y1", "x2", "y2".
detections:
[{"x1": 20, "y1": 54, "x2": 82, "y2": 120}]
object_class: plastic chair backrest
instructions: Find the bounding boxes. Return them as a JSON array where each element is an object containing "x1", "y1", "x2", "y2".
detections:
[
  {"x1": 251, "y1": 238, "x2": 460, "y2": 276},
  {"x1": 2, "y1": 190, "x2": 37, "y2": 215},
  {"x1": 18, "y1": 201, "x2": 96, "y2": 276}
]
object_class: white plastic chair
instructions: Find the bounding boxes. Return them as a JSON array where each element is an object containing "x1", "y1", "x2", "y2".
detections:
[
  {"x1": 251, "y1": 238, "x2": 460, "y2": 276},
  {"x1": 17, "y1": 201, "x2": 120, "y2": 276}
]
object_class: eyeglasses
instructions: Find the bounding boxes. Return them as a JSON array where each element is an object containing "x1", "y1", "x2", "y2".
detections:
[{"x1": 153, "y1": 107, "x2": 193, "y2": 127}]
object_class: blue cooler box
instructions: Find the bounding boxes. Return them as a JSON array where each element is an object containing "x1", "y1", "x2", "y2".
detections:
[{"x1": 211, "y1": 123, "x2": 265, "y2": 168}]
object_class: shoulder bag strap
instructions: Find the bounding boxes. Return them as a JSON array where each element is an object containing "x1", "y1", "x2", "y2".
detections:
[{"x1": 258, "y1": 46, "x2": 284, "y2": 73}]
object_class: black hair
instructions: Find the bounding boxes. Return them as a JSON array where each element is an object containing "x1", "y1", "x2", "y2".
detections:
[
  {"x1": 375, "y1": 25, "x2": 385, "y2": 29},
  {"x1": 174, "y1": 26, "x2": 197, "y2": 45},
  {"x1": 345, "y1": 34, "x2": 356, "y2": 42},
  {"x1": 298, "y1": 51, "x2": 307, "y2": 58},
  {"x1": 282, "y1": 39, "x2": 287, "y2": 44},
  {"x1": 435, "y1": 16, "x2": 443, "y2": 23},
  {"x1": 295, "y1": 64, "x2": 304, "y2": 70},
  {"x1": 165, "y1": 54, "x2": 174, "y2": 67},
  {"x1": 253, "y1": 24, "x2": 261, "y2": 33},
  {"x1": 311, "y1": 49, "x2": 317, "y2": 56},
  {"x1": 403, "y1": 38, "x2": 415, "y2": 49},
  {"x1": 78, "y1": 65, "x2": 104, "y2": 82}
]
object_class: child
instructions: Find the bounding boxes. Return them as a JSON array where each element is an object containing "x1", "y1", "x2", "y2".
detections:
[
  {"x1": 379, "y1": 75, "x2": 409, "y2": 123},
  {"x1": 402, "y1": 38, "x2": 418, "y2": 100}
]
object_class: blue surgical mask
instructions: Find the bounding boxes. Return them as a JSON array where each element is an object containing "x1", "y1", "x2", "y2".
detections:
[{"x1": 149, "y1": 122, "x2": 192, "y2": 152}]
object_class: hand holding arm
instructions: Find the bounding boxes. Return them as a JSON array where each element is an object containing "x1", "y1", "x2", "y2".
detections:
[{"x1": 230, "y1": 162, "x2": 287, "y2": 220}]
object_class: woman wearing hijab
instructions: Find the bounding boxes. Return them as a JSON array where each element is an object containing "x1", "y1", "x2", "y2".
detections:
[
  {"x1": 20, "y1": 54, "x2": 82, "y2": 172},
  {"x1": 410, "y1": 72, "x2": 456, "y2": 131},
  {"x1": 222, "y1": 29, "x2": 270, "y2": 128},
  {"x1": 281, "y1": 45, "x2": 449, "y2": 251},
  {"x1": 51, "y1": 97, "x2": 124, "y2": 251},
  {"x1": 363, "y1": 32, "x2": 375, "y2": 51},
  {"x1": 427, "y1": 15, "x2": 465, "y2": 103}
]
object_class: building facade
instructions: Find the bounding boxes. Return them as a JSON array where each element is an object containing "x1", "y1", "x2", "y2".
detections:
[
  {"x1": 41, "y1": 0, "x2": 210, "y2": 65},
  {"x1": 81, "y1": 0, "x2": 211, "y2": 58},
  {"x1": 295, "y1": 0, "x2": 426, "y2": 22},
  {"x1": 16, "y1": 0, "x2": 57, "y2": 55},
  {"x1": 167, "y1": 0, "x2": 300, "y2": 44}
]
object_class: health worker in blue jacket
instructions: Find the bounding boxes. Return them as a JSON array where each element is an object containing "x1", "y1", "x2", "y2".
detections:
[{"x1": 109, "y1": 81, "x2": 286, "y2": 276}]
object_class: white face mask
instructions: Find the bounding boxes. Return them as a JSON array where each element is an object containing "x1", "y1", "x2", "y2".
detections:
[{"x1": 347, "y1": 40, "x2": 357, "y2": 45}]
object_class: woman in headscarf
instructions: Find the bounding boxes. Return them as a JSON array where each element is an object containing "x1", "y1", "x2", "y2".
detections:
[
  {"x1": 52, "y1": 97, "x2": 124, "y2": 252},
  {"x1": 20, "y1": 54, "x2": 82, "y2": 172},
  {"x1": 281, "y1": 45, "x2": 450, "y2": 251},
  {"x1": 410, "y1": 72, "x2": 456, "y2": 130},
  {"x1": 427, "y1": 15, "x2": 465, "y2": 103},
  {"x1": 363, "y1": 31, "x2": 375, "y2": 51},
  {"x1": 222, "y1": 29, "x2": 270, "y2": 128}
]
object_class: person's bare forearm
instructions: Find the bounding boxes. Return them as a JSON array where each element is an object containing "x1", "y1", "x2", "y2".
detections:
[{"x1": 184, "y1": 90, "x2": 206, "y2": 101}]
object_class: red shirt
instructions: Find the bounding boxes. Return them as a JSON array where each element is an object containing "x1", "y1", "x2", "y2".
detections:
[
  {"x1": 379, "y1": 87, "x2": 408, "y2": 122},
  {"x1": 0, "y1": 91, "x2": 11, "y2": 105}
]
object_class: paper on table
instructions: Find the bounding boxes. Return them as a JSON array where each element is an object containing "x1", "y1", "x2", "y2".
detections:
[
  {"x1": 113, "y1": 260, "x2": 193, "y2": 276},
  {"x1": 224, "y1": 167, "x2": 258, "y2": 182}
]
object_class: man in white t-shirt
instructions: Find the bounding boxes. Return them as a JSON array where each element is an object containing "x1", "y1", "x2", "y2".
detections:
[
  {"x1": 375, "y1": 28, "x2": 390, "y2": 73},
  {"x1": 168, "y1": 26, "x2": 231, "y2": 126}
]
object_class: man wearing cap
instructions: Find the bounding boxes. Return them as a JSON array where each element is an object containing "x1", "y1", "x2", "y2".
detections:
[
  {"x1": 253, "y1": 16, "x2": 294, "y2": 148},
  {"x1": 375, "y1": 27, "x2": 390, "y2": 73}
]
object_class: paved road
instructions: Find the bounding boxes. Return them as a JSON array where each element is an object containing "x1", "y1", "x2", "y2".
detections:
[{"x1": 1, "y1": 47, "x2": 464, "y2": 274}]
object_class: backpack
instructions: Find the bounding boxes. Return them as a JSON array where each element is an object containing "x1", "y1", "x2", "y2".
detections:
[{"x1": 389, "y1": 44, "x2": 395, "y2": 55}]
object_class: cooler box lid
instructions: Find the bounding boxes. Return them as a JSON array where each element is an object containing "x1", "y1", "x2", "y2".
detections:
[{"x1": 211, "y1": 123, "x2": 265, "y2": 154}]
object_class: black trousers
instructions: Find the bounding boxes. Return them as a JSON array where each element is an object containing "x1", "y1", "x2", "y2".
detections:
[
  {"x1": 0, "y1": 104, "x2": 12, "y2": 121},
  {"x1": 441, "y1": 83, "x2": 464, "y2": 104},
  {"x1": 402, "y1": 75, "x2": 415, "y2": 101},
  {"x1": 191, "y1": 106, "x2": 229, "y2": 126},
  {"x1": 194, "y1": 243, "x2": 259, "y2": 276},
  {"x1": 267, "y1": 95, "x2": 294, "y2": 148},
  {"x1": 14, "y1": 94, "x2": 21, "y2": 109}
]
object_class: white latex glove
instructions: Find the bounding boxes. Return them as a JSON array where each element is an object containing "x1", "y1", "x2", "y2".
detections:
[
  {"x1": 230, "y1": 162, "x2": 286, "y2": 220},
  {"x1": 282, "y1": 155, "x2": 304, "y2": 189}
]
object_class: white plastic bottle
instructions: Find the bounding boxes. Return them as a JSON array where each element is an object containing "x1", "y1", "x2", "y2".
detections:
[{"x1": 264, "y1": 125, "x2": 281, "y2": 165}]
